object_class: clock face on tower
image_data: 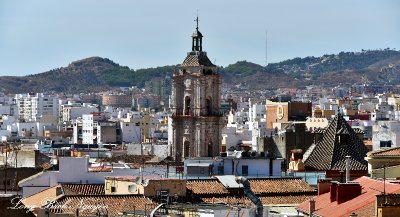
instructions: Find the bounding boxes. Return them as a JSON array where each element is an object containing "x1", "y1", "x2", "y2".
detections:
[{"x1": 277, "y1": 105, "x2": 284, "y2": 120}]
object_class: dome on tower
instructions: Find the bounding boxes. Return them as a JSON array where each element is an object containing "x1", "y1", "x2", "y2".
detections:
[{"x1": 192, "y1": 30, "x2": 203, "y2": 38}]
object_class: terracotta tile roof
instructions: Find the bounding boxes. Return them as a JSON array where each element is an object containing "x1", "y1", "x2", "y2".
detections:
[
  {"x1": 303, "y1": 113, "x2": 368, "y2": 171},
  {"x1": 202, "y1": 195, "x2": 315, "y2": 206},
  {"x1": 88, "y1": 167, "x2": 112, "y2": 172},
  {"x1": 62, "y1": 184, "x2": 105, "y2": 195},
  {"x1": 297, "y1": 176, "x2": 400, "y2": 217},
  {"x1": 186, "y1": 179, "x2": 229, "y2": 195},
  {"x1": 260, "y1": 195, "x2": 315, "y2": 205},
  {"x1": 181, "y1": 51, "x2": 215, "y2": 67},
  {"x1": 105, "y1": 175, "x2": 163, "y2": 182},
  {"x1": 21, "y1": 185, "x2": 62, "y2": 209},
  {"x1": 249, "y1": 178, "x2": 315, "y2": 194},
  {"x1": 351, "y1": 204, "x2": 375, "y2": 217},
  {"x1": 49, "y1": 195, "x2": 156, "y2": 216},
  {"x1": 368, "y1": 147, "x2": 400, "y2": 157}
]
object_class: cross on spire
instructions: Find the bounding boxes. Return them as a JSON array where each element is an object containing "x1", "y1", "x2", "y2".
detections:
[
  {"x1": 191, "y1": 14, "x2": 203, "y2": 52},
  {"x1": 194, "y1": 16, "x2": 199, "y2": 31}
]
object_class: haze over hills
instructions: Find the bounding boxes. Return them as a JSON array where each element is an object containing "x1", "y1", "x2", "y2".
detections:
[{"x1": 0, "y1": 49, "x2": 399, "y2": 94}]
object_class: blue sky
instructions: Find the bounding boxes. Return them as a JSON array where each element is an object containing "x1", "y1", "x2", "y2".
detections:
[{"x1": 0, "y1": 0, "x2": 399, "y2": 76}]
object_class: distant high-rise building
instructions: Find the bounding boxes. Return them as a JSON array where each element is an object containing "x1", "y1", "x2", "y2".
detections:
[{"x1": 168, "y1": 18, "x2": 223, "y2": 161}]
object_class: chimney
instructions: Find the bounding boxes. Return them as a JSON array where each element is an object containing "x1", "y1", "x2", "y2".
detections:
[
  {"x1": 309, "y1": 199, "x2": 315, "y2": 216},
  {"x1": 336, "y1": 182, "x2": 361, "y2": 204},
  {"x1": 317, "y1": 179, "x2": 332, "y2": 195},
  {"x1": 346, "y1": 155, "x2": 351, "y2": 183},
  {"x1": 55, "y1": 186, "x2": 64, "y2": 196},
  {"x1": 330, "y1": 181, "x2": 338, "y2": 202}
]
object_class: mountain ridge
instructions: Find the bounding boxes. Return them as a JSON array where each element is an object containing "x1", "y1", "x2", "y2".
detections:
[{"x1": 0, "y1": 49, "x2": 399, "y2": 93}]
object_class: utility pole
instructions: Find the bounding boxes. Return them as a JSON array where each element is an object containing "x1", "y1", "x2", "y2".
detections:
[
  {"x1": 384, "y1": 164, "x2": 387, "y2": 204},
  {"x1": 4, "y1": 142, "x2": 8, "y2": 194},
  {"x1": 265, "y1": 30, "x2": 268, "y2": 67}
]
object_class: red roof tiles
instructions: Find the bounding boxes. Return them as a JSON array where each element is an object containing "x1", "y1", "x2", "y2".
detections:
[
  {"x1": 368, "y1": 147, "x2": 400, "y2": 157},
  {"x1": 297, "y1": 176, "x2": 400, "y2": 217},
  {"x1": 49, "y1": 195, "x2": 155, "y2": 216},
  {"x1": 202, "y1": 195, "x2": 315, "y2": 206},
  {"x1": 249, "y1": 178, "x2": 314, "y2": 194},
  {"x1": 62, "y1": 184, "x2": 105, "y2": 195},
  {"x1": 187, "y1": 179, "x2": 229, "y2": 195}
]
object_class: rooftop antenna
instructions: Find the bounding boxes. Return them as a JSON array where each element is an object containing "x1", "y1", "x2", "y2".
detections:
[{"x1": 265, "y1": 30, "x2": 268, "y2": 67}]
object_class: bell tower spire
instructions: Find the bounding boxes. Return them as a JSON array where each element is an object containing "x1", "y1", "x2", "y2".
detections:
[{"x1": 191, "y1": 16, "x2": 203, "y2": 52}]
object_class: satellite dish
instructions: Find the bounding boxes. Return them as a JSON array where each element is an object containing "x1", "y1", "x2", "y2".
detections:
[{"x1": 128, "y1": 184, "x2": 137, "y2": 193}]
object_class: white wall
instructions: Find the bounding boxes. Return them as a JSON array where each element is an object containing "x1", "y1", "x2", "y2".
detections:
[
  {"x1": 20, "y1": 156, "x2": 137, "y2": 197},
  {"x1": 120, "y1": 122, "x2": 141, "y2": 143},
  {"x1": 372, "y1": 121, "x2": 400, "y2": 150}
]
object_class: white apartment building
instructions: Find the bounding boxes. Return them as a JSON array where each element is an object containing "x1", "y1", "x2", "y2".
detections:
[
  {"x1": 60, "y1": 102, "x2": 98, "y2": 123},
  {"x1": 248, "y1": 100, "x2": 266, "y2": 122},
  {"x1": 81, "y1": 113, "x2": 120, "y2": 144},
  {"x1": 15, "y1": 93, "x2": 59, "y2": 122}
]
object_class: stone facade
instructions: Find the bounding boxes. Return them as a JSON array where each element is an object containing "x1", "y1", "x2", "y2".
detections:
[{"x1": 169, "y1": 19, "x2": 223, "y2": 161}]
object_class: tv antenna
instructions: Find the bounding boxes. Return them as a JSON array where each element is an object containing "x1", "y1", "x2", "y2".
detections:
[{"x1": 265, "y1": 30, "x2": 268, "y2": 67}]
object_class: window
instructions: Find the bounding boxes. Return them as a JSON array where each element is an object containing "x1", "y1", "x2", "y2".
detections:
[
  {"x1": 380, "y1": 141, "x2": 392, "y2": 148},
  {"x1": 111, "y1": 186, "x2": 116, "y2": 193},
  {"x1": 242, "y1": 165, "x2": 249, "y2": 176}
]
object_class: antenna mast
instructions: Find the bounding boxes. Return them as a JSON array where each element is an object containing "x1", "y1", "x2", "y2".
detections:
[{"x1": 265, "y1": 30, "x2": 268, "y2": 67}]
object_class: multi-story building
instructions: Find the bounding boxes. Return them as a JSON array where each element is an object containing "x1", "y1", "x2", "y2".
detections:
[
  {"x1": 15, "y1": 93, "x2": 59, "y2": 122},
  {"x1": 81, "y1": 113, "x2": 121, "y2": 144},
  {"x1": 102, "y1": 93, "x2": 133, "y2": 108},
  {"x1": 266, "y1": 99, "x2": 312, "y2": 129},
  {"x1": 60, "y1": 102, "x2": 98, "y2": 123}
]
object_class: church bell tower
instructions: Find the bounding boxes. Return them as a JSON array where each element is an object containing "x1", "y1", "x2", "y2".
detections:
[{"x1": 168, "y1": 17, "x2": 223, "y2": 161}]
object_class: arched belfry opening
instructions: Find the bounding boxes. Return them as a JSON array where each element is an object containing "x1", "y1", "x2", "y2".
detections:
[
  {"x1": 184, "y1": 141, "x2": 190, "y2": 158},
  {"x1": 206, "y1": 97, "x2": 212, "y2": 115},
  {"x1": 207, "y1": 140, "x2": 213, "y2": 157},
  {"x1": 185, "y1": 96, "x2": 191, "y2": 115}
]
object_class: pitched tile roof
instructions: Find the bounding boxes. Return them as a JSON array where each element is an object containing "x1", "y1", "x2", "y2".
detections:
[
  {"x1": 296, "y1": 176, "x2": 400, "y2": 217},
  {"x1": 21, "y1": 184, "x2": 105, "y2": 211},
  {"x1": 248, "y1": 178, "x2": 315, "y2": 194},
  {"x1": 303, "y1": 113, "x2": 368, "y2": 171},
  {"x1": 21, "y1": 185, "x2": 62, "y2": 210},
  {"x1": 181, "y1": 51, "x2": 215, "y2": 67},
  {"x1": 186, "y1": 178, "x2": 314, "y2": 197},
  {"x1": 62, "y1": 184, "x2": 105, "y2": 195},
  {"x1": 368, "y1": 147, "x2": 400, "y2": 157},
  {"x1": 202, "y1": 195, "x2": 315, "y2": 206},
  {"x1": 186, "y1": 179, "x2": 229, "y2": 195},
  {"x1": 49, "y1": 195, "x2": 156, "y2": 216}
]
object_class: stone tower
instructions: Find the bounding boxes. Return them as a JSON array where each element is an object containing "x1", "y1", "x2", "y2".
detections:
[{"x1": 168, "y1": 17, "x2": 223, "y2": 161}]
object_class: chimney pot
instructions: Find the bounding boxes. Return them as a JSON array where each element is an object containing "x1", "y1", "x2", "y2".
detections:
[
  {"x1": 317, "y1": 179, "x2": 332, "y2": 195},
  {"x1": 309, "y1": 199, "x2": 315, "y2": 216},
  {"x1": 345, "y1": 156, "x2": 351, "y2": 183}
]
